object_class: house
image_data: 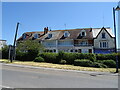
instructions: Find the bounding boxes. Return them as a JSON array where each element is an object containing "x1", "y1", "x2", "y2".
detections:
[
  {"x1": 17, "y1": 27, "x2": 115, "y2": 54},
  {"x1": 0, "y1": 40, "x2": 7, "y2": 49}
]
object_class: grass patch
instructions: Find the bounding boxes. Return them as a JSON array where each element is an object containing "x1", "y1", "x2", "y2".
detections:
[{"x1": 0, "y1": 59, "x2": 118, "y2": 72}]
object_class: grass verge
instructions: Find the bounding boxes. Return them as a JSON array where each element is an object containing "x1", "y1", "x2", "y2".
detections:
[{"x1": 0, "y1": 59, "x2": 119, "y2": 72}]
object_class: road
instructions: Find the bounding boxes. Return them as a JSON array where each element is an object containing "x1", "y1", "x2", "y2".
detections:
[{"x1": 1, "y1": 63, "x2": 118, "y2": 88}]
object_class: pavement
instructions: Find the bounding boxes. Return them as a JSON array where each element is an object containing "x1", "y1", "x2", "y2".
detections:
[{"x1": 0, "y1": 63, "x2": 119, "y2": 88}]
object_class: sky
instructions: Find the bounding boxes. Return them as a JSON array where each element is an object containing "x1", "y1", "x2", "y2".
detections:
[{"x1": 2, "y1": 2, "x2": 119, "y2": 48}]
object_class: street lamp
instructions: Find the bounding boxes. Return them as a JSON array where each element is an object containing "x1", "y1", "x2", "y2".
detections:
[{"x1": 113, "y1": 5, "x2": 120, "y2": 73}]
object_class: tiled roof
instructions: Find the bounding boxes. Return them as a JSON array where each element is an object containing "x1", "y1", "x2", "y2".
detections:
[{"x1": 17, "y1": 27, "x2": 114, "y2": 41}]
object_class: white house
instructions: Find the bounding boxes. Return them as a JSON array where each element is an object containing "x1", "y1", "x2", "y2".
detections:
[
  {"x1": 0, "y1": 40, "x2": 6, "y2": 49},
  {"x1": 17, "y1": 27, "x2": 115, "y2": 54}
]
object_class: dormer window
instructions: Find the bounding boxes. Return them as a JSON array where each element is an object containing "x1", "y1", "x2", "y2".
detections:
[
  {"x1": 64, "y1": 31, "x2": 70, "y2": 37},
  {"x1": 80, "y1": 30, "x2": 86, "y2": 37},
  {"x1": 102, "y1": 33, "x2": 106, "y2": 38},
  {"x1": 48, "y1": 34, "x2": 52, "y2": 38},
  {"x1": 34, "y1": 33, "x2": 38, "y2": 39},
  {"x1": 22, "y1": 33, "x2": 26, "y2": 39}
]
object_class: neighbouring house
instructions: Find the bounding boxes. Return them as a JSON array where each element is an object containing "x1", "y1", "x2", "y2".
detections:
[
  {"x1": 17, "y1": 27, "x2": 115, "y2": 54},
  {"x1": 0, "y1": 40, "x2": 7, "y2": 49}
]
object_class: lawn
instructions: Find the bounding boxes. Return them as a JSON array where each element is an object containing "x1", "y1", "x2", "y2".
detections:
[{"x1": 0, "y1": 59, "x2": 119, "y2": 72}]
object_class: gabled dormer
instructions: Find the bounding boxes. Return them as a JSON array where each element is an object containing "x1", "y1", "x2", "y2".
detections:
[
  {"x1": 22, "y1": 33, "x2": 26, "y2": 40},
  {"x1": 64, "y1": 31, "x2": 70, "y2": 37},
  {"x1": 34, "y1": 33, "x2": 39, "y2": 39},
  {"x1": 80, "y1": 30, "x2": 86, "y2": 37}
]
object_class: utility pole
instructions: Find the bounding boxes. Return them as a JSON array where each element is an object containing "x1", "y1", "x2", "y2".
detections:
[
  {"x1": 113, "y1": 5, "x2": 120, "y2": 73},
  {"x1": 10, "y1": 22, "x2": 19, "y2": 63}
]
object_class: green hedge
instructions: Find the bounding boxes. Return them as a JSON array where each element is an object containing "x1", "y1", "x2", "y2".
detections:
[
  {"x1": 96, "y1": 53, "x2": 116, "y2": 61},
  {"x1": 59, "y1": 60, "x2": 67, "y2": 64},
  {"x1": 1, "y1": 45, "x2": 9, "y2": 59},
  {"x1": 34, "y1": 56, "x2": 44, "y2": 62},
  {"x1": 92, "y1": 62, "x2": 107, "y2": 68},
  {"x1": 76, "y1": 53, "x2": 96, "y2": 62},
  {"x1": 63, "y1": 53, "x2": 76, "y2": 64},
  {"x1": 74, "y1": 59, "x2": 93, "y2": 67},
  {"x1": 102, "y1": 60, "x2": 116, "y2": 68},
  {"x1": 16, "y1": 49, "x2": 39, "y2": 61},
  {"x1": 40, "y1": 53, "x2": 59, "y2": 64}
]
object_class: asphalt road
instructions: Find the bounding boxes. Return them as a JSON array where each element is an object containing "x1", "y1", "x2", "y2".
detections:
[{"x1": 1, "y1": 64, "x2": 118, "y2": 88}]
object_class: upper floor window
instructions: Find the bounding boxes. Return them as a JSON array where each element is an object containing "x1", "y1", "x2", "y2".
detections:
[
  {"x1": 64, "y1": 31, "x2": 70, "y2": 37},
  {"x1": 34, "y1": 33, "x2": 38, "y2": 39},
  {"x1": 22, "y1": 33, "x2": 26, "y2": 39},
  {"x1": 80, "y1": 41, "x2": 87, "y2": 45},
  {"x1": 80, "y1": 30, "x2": 86, "y2": 37},
  {"x1": 102, "y1": 33, "x2": 106, "y2": 38},
  {"x1": 48, "y1": 34, "x2": 52, "y2": 38}
]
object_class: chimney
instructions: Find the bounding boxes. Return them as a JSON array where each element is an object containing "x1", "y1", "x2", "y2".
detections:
[{"x1": 44, "y1": 27, "x2": 49, "y2": 34}]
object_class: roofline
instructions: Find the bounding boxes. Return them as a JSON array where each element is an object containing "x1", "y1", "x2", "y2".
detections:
[
  {"x1": 0, "y1": 39, "x2": 7, "y2": 41},
  {"x1": 94, "y1": 27, "x2": 114, "y2": 39}
]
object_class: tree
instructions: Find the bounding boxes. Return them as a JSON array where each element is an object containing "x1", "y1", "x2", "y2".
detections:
[
  {"x1": 16, "y1": 40, "x2": 44, "y2": 61},
  {"x1": 0, "y1": 45, "x2": 9, "y2": 59}
]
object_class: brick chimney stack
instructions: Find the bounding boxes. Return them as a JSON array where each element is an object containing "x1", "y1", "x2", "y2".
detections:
[{"x1": 44, "y1": 27, "x2": 48, "y2": 34}]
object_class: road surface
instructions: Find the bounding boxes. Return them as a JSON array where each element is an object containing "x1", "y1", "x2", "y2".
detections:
[{"x1": 1, "y1": 63, "x2": 118, "y2": 88}]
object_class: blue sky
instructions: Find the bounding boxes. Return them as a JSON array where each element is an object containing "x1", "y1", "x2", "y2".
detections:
[{"x1": 2, "y1": 2, "x2": 119, "y2": 47}]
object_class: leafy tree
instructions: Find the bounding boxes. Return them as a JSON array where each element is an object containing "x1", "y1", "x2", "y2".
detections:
[
  {"x1": 0, "y1": 45, "x2": 9, "y2": 59},
  {"x1": 16, "y1": 40, "x2": 44, "y2": 61}
]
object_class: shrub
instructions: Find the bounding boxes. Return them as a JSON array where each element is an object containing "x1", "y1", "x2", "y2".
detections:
[
  {"x1": 118, "y1": 53, "x2": 120, "y2": 68},
  {"x1": 34, "y1": 57, "x2": 44, "y2": 62},
  {"x1": 59, "y1": 60, "x2": 67, "y2": 64},
  {"x1": 63, "y1": 53, "x2": 77, "y2": 64},
  {"x1": 96, "y1": 53, "x2": 116, "y2": 61},
  {"x1": 1, "y1": 45, "x2": 9, "y2": 59},
  {"x1": 76, "y1": 53, "x2": 96, "y2": 62},
  {"x1": 16, "y1": 51, "x2": 28, "y2": 61},
  {"x1": 57, "y1": 51, "x2": 64, "y2": 60},
  {"x1": 74, "y1": 59, "x2": 93, "y2": 67},
  {"x1": 92, "y1": 62, "x2": 107, "y2": 68},
  {"x1": 102, "y1": 60, "x2": 116, "y2": 68},
  {"x1": 40, "y1": 53, "x2": 59, "y2": 64}
]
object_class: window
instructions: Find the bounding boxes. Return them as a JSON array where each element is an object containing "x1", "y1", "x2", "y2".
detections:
[
  {"x1": 99, "y1": 42, "x2": 108, "y2": 48},
  {"x1": 80, "y1": 31, "x2": 86, "y2": 37},
  {"x1": 102, "y1": 33, "x2": 106, "y2": 38},
  {"x1": 22, "y1": 34, "x2": 26, "y2": 39},
  {"x1": 64, "y1": 31, "x2": 70, "y2": 37},
  {"x1": 48, "y1": 34, "x2": 52, "y2": 38},
  {"x1": 80, "y1": 41, "x2": 87, "y2": 45},
  {"x1": 89, "y1": 49, "x2": 92, "y2": 53},
  {"x1": 34, "y1": 34, "x2": 38, "y2": 39},
  {"x1": 75, "y1": 50, "x2": 78, "y2": 52},
  {"x1": 70, "y1": 49, "x2": 73, "y2": 52}
]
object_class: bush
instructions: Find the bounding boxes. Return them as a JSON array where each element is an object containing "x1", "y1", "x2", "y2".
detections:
[
  {"x1": 96, "y1": 53, "x2": 116, "y2": 61},
  {"x1": 102, "y1": 60, "x2": 116, "y2": 68},
  {"x1": 16, "y1": 51, "x2": 28, "y2": 61},
  {"x1": 74, "y1": 59, "x2": 93, "y2": 67},
  {"x1": 118, "y1": 53, "x2": 120, "y2": 68},
  {"x1": 40, "y1": 53, "x2": 59, "y2": 64},
  {"x1": 34, "y1": 57, "x2": 44, "y2": 62},
  {"x1": 92, "y1": 62, "x2": 107, "y2": 68},
  {"x1": 59, "y1": 60, "x2": 67, "y2": 64},
  {"x1": 76, "y1": 53, "x2": 96, "y2": 62},
  {"x1": 1, "y1": 45, "x2": 9, "y2": 59},
  {"x1": 63, "y1": 53, "x2": 77, "y2": 64}
]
